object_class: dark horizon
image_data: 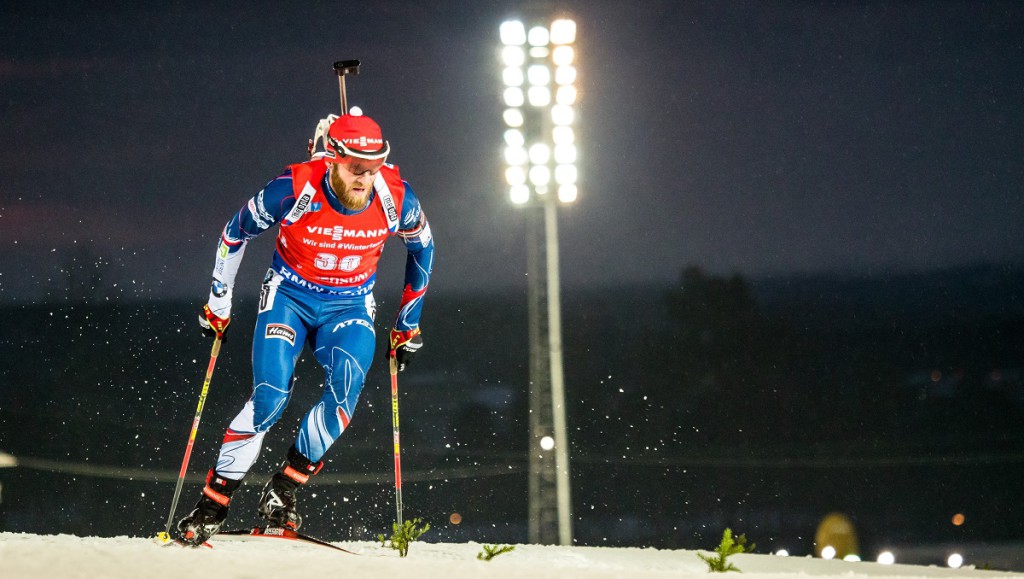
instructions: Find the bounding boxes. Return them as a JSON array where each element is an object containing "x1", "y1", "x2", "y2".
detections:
[{"x1": 3, "y1": 250, "x2": 1023, "y2": 304}]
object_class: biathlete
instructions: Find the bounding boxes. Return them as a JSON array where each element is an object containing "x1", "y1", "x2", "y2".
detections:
[{"x1": 176, "y1": 112, "x2": 434, "y2": 546}]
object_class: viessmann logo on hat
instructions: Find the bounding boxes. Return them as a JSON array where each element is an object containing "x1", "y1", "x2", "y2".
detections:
[
  {"x1": 323, "y1": 114, "x2": 391, "y2": 166},
  {"x1": 328, "y1": 114, "x2": 388, "y2": 155},
  {"x1": 342, "y1": 136, "x2": 384, "y2": 148}
]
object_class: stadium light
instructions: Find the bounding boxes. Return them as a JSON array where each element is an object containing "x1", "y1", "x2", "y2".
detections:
[
  {"x1": 500, "y1": 18, "x2": 578, "y2": 207},
  {"x1": 947, "y1": 553, "x2": 964, "y2": 569},
  {"x1": 550, "y1": 19, "x2": 576, "y2": 44},
  {"x1": 499, "y1": 16, "x2": 578, "y2": 546},
  {"x1": 500, "y1": 21, "x2": 526, "y2": 46}
]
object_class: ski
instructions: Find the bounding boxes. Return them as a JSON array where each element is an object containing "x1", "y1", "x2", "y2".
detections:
[{"x1": 215, "y1": 527, "x2": 358, "y2": 554}]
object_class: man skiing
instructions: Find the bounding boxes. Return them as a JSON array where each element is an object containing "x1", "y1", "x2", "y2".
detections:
[{"x1": 175, "y1": 112, "x2": 434, "y2": 546}]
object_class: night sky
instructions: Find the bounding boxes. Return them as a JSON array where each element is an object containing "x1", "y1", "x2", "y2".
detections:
[{"x1": 2, "y1": 1, "x2": 1022, "y2": 301}]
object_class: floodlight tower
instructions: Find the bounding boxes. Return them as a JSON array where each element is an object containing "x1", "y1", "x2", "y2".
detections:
[{"x1": 499, "y1": 16, "x2": 577, "y2": 546}]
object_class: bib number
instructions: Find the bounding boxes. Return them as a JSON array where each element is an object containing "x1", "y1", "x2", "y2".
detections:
[{"x1": 315, "y1": 253, "x2": 361, "y2": 272}]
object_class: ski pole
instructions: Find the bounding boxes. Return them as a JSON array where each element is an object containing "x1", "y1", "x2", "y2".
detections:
[
  {"x1": 389, "y1": 352, "x2": 404, "y2": 526},
  {"x1": 158, "y1": 333, "x2": 224, "y2": 542}
]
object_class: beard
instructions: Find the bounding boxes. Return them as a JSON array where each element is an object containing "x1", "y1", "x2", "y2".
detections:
[{"x1": 329, "y1": 169, "x2": 372, "y2": 211}]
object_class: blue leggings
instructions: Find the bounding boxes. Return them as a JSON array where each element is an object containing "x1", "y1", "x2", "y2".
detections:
[{"x1": 215, "y1": 272, "x2": 376, "y2": 479}]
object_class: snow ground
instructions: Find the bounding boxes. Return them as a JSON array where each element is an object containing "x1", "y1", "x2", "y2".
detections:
[{"x1": 0, "y1": 533, "x2": 1020, "y2": 579}]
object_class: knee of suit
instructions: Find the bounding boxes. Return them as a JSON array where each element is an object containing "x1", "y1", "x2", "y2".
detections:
[{"x1": 250, "y1": 382, "x2": 292, "y2": 432}]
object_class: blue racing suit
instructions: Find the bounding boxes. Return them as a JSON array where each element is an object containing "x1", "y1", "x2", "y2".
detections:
[{"x1": 207, "y1": 160, "x2": 433, "y2": 479}]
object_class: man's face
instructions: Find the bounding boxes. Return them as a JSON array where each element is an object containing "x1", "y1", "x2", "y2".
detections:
[{"x1": 328, "y1": 161, "x2": 378, "y2": 210}]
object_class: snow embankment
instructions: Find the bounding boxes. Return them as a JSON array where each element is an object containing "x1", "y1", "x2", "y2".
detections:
[{"x1": 0, "y1": 532, "x2": 1020, "y2": 579}]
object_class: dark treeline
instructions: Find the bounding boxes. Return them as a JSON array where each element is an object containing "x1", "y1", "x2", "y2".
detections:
[{"x1": 1, "y1": 264, "x2": 1022, "y2": 554}]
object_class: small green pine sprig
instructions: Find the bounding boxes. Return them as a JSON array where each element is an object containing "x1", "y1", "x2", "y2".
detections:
[
  {"x1": 378, "y1": 518, "x2": 430, "y2": 557},
  {"x1": 697, "y1": 528, "x2": 755, "y2": 573},
  {"x1": 477, "y1": 544, "x2": 515, "y2": 561}
]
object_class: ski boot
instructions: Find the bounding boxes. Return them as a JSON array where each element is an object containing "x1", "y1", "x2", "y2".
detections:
[
  {"x1": 257, "y1": 445, "x2": 323, "y2": 530},
  {"x1": 176, "y1": 469, "x2": 242, "y2": 546}
]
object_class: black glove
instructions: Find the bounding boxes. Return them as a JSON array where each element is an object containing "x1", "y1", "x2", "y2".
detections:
[{"x1": 389, "y1": 328, "x2": 422, "y2": 372}]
